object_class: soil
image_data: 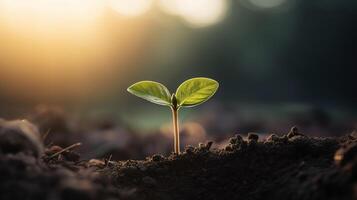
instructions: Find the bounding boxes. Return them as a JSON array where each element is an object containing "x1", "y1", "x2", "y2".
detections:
[{"x1": 0, "y1": 122, "x2": 357, "y2": 200}]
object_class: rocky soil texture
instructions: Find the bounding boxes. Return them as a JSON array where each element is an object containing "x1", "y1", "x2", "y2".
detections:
[{"x1": 0, "y1": 119, "x2": 356, "y2": 200}]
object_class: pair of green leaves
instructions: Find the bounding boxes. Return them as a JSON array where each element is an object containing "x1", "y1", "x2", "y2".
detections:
[{"x1": 127, "y1": 77, "x2": 219, "y2": 109}]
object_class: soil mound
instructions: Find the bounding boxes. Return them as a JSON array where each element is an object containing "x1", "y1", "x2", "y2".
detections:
[{"x1": 0, "y1": 125, "x2": 356, "y2": 200}]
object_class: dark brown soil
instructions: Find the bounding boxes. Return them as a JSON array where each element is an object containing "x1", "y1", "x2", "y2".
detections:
[{"x1": 1, "y1": 126, "x2": 357, "y2": 200}]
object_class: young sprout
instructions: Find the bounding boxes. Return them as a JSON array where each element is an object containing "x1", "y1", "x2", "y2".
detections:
[{"x1": 127, "y1": 77, "x2": 219, "y2": 154}]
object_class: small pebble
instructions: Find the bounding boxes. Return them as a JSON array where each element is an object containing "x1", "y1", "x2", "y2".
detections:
[
  {"x1": 287, "y1": 126, "x2": 304, "y2": 138},
  {"x1": 0, "y1": 119, "x2": 44, "y2": 157},
  {"x1": 88, "y1": 159, "x2": 105, "y2": 168},
  {"x1": 184, "y1": 145, "x2": 194, "y2": 154},
  {"x1": 266, "y1": 134, "x2": 279, "y2": 142},
  {"x1": 225, "y1": 145, "x2": 233, "y2": 151},
  {"x1": 229, "y1": 134, "x2": 243, "y2": 145},
  {"x1": 152, "y1": 154, "x2": 164, "y2": 162},
  {"x1": 247, "y1": 133, "x2": 259, "y2": 142},
  {"x1": 45, "y1": 145, "x2": 63, "y2": 155}
]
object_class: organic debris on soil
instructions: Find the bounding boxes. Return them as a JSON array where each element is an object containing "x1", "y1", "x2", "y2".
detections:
[{"x1": 0, "y1": 119, "x2": 357, "y2": 200}]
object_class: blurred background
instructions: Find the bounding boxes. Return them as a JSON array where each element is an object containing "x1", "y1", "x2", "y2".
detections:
[{"x1": 0, "y1": 0, "x2": 356, "y2": 159}]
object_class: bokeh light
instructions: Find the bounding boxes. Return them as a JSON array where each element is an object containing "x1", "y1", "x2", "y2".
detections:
[
  {"x1": 159, "y1": 0, "x2": 228, "y2": 27},
  {"x1": 108, "y1": 0, "x2": 153, "y2": 17},
  {"x1": 248, "y1": 0, "x2": 287, "y2": 9}
]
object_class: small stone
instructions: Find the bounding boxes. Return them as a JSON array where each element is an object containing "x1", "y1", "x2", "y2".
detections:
[
  {"x1": 229, "y1": 137, "x2": 237, "y2": 144},
  {"x1": 88, "y1": 159, "x2": 105, "y2": 167},
  {"x1": 287, "y1": 126, "x2": 304, "y2": 138},
  {"x1": 225, "y1": 145, "x2": 233, "y2": 151},
  {"x1": 50, "y1": 145, "x2": 63, "y2": 151},
  {"x1": 184, "y1": 145, "x2": 194, "y2": 154},
  {"x1": 152, "y1": 154, "x2": 164, "y2": 162},
  {"x1": 227, "y1": 134, "x2": 248, "y2": 150},
  {"x1": 45, "y1": 145, "x2": 63, "y2": 155},
  {"x1": 290, "y1": 126, "x2": 299, "y2": 134},
  {"x1": 267, "y1": 134, "x2": 279, "y2": 142},
  {"x1": 198, "y1": 143, "x2": 205, "y2": 149},
  {"x1": 247, "y1": 133, "x2": 259, "y2": 142},
  {"x1": 229, "y1": 134, "x2": 243, "y2": 145},
  {"x1": 0, "y1": 119, "x2": 44, "y2": 157}
]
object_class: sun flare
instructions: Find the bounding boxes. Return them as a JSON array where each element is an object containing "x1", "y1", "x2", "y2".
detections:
[
  {"x1": 0, "y1": 0, "x2": 227, "y2": 101},
  {"x1": 0, "y1": 0, "x2": 152, "y2": 100}
]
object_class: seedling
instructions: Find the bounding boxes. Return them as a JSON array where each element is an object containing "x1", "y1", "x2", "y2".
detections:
[{"x1": 127, "y1": 77, "x2": 219, "y2": 154}]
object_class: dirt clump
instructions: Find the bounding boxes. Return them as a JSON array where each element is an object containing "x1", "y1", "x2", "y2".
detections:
[
  {"x1": 0, "y1": 119, "x2": 44, "y2": 157},
  {"x1": 106, "y1": 130, "x2": 357, "y2": 200}
]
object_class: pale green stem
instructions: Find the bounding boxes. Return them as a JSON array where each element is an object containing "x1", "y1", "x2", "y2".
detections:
[{"x1": 171, "y1": 107, "x2": 180, "y2": 154}]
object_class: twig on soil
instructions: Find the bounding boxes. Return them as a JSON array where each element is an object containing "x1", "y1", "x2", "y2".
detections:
[
  {"x1": 42, "y1": 128, "x2": 51, "y2": 142},
  {"x1": 49, "y1": 142, "x2": 81, "y2": 159},
  {"x1": 105, "y1": 154, "x2": 113, "y2": 167}
]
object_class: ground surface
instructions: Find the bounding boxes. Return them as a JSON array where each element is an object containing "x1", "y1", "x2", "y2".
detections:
[{"x1": 0, "y1": 121, "x2": 356, "y2": 200}]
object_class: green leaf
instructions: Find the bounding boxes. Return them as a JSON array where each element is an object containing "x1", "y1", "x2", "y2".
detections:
[
  {"x1": 127, "y1": 81, "x2": 172, "y2": 106},
  {"x1": 175, "y1": 77, "x2": 219, "y2": 107}
]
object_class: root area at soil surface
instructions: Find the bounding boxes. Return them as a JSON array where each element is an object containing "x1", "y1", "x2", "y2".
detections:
[{"x1": 1, "y1": 126, "x2": 357, "y2": 200}]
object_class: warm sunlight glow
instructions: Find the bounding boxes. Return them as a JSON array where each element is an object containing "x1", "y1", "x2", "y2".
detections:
[
  {"x1": 109, "y1": 0, "x2": 153, "y2": 17},
  {"x1": 0, "y1": 0, "x2": 151, "y2": 101},
  {"x1": 0, "y1": 0, "x2": 228, "y2": 101},
  {"x1": 159, "y1": 0, "x2": 228, "y2": 27},
  {"x1": 0, "y1": 0, "x2": 104, "y2": 27}
]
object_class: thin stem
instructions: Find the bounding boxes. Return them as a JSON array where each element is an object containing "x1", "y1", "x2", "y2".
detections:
[
  {"x1": 171, "y1": 107, "x2": 180, "y2": 154},
  {"x1": 49, "y1": 142, "x2": 81, "y2": 158}
]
